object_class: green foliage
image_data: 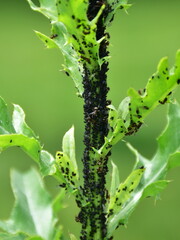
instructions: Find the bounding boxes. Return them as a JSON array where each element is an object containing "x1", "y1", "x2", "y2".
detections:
[
  {"x1": 107, "y1": 101, "x2": 180, "y2": 237},
  {"x1": 97, "y1": 50, "x2": 180, "y2": 159},
  {"x1": 107, "y1": 167, "x2": 145, "y2": 217},
  {"x1": 0, "y1": 97, "x2": 80, "y2": 192},
  {"x1": 26, "y1": 0, "x2": 131, "y2": 97},
  {"x1": 128, "y1": 50, "x2": 180, "y2": 124},
  {"x1": 0, "y1": 168, "x2": 63, "y2": 240},
  {"x1": 1, "y1": 0, "x2": 180, "y2": 239},
  {"x1": 0, "y1": 97, "x2": 55, "y2": 177}
]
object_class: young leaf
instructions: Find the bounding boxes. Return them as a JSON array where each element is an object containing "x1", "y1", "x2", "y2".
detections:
[
  {"x1": 62, "y1": 126, "x2": 78, "y2": 177},
  {"x1": 26, "y1": 0, "x2": 88, "y2": 97},
  {"x1": 107, "y1": 167, "x2": 145, "y2": 219},
  {"x1": 55, "y1": 151, "x2": 78, "y2": 190},
  {"x1": 40, "y1": 150, "x2": 56, "y2": 177},
  {"x1": 107, "y1": 101, "x2": 180, "y2": 237},
  {"x1": 105, "y1": 0, "x2": 132, "y2": 25},
  {"x1": 128, "y1": 50, "x2": 180, "y2": 127},
  {"x1": 0, "y1": 97, "x2": 14, "y2": 134},
  {"x1": 117, "y1": 96, "x2": 130, "y2": 120},
  {"x1": 35, "y1": 31, "x2": 58, "y2": 49},
  {"x1": 0, "y1": 168, "x2": 62, "y2": 240},
  {"x1": 109, "y1": 161, "x2": 120, "y2": 197},
  {"x1": 12, "y1": 104, "x2": 37, "y2": 138}
]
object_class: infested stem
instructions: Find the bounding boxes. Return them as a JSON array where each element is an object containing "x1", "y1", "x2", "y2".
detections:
[{"x1": 78, "y1": 1, "x2": 112, "y2": 239}]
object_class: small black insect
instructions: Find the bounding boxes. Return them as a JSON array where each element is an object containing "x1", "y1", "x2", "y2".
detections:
[
  {"x1": 159, "y1": 97, "x2": 167, "y2": 104},
  {"x1": 50, "y1": 34, "x2": 58, "y2": 39},
  {"x1": 65, "y1": 71, "x2": 70, "y2": 76}
]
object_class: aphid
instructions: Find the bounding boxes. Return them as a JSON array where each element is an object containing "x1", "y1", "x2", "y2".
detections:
[
  {"x1": 89, "y1": 106, "x2": 98, "y2": 118},
  {"x1": 72, "y1": 34, "x2": 78, "y2": 41},
  {"x1": 65, "y1": 71, "x2": 70, "y2": 76},
  {"x1": 159, "y1": 97, "x2": 167, "y2": 104},
  {"x1": 50, "y1": 34, "x2": 58, "y2": 39},
  {"x1": 136, "y1": 109, "x2": 140, "y2": 114},
  {"x1": 106, "y1": 100, "x2": 112, "y2": 105},
  {"x1": 81, "y1": 55, "x2": 91, "y2": 64},
  {"x1": 83, "y1": 30, "x2": 90, "y2": 35},
  {"x1": 143, "y1": 106, "x2": 149, "y2": 110},
  {"x1": 167, "y1": 91, "x2": 172, "y2": 96}
]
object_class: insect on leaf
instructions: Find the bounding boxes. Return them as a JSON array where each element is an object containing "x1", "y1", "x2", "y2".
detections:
[{"x1": 107, "y1": 167, "x2": 145, "y2": 219}]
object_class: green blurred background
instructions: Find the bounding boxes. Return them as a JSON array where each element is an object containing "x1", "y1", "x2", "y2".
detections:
[{"x1": 1, "y1": 0, "x2": 180, "y2": 239}]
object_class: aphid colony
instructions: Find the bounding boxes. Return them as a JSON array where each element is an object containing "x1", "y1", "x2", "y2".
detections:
[
  {"x1": 107, "y1": 167, "x2": 145, "y2": 218},
  {"x1": 55, "y1": 151, "x2": 78, "y2": 189}
]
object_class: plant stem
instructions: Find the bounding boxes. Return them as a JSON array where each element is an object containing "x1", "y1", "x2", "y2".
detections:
[{"x1": 77, "y1": 2, "x2": 111, "y2": 239}]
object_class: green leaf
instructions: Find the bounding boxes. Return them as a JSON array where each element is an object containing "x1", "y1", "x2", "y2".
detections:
[
  {"x1": 0, "y1": 97, "x2": 14, "y2": 134},
  {"x1": 117, "y1": 96, "x2": 130, "y2": 120},
  {"x1": 12, "y1": 104, "x2": 37, "y2": 138},
  {"x1": 0, "y1": 168, "x2": 61, "y2": 240},
  {"x1": 96, "y1": 50, "x2": 180, "y2": 161},
  {"x1": 0, "y1": 134, "x2": 41, "y2": 162},
  {"x1": 26, "y1": 0, "x2": 58, "y2": 20},
  {"x1": 107, "y1": 101, "x2": 180, "y2": 237},
  {"x1": 105, "y1": 1, "x2": 132, "y2": 25},
  {"x1": 128, "y1": 50, "x2": 180, "y2": 126},
  {"x1": 62, "y1": 126, "x2": 78, "y2": 176},
  {"x1": 51, "y1": 22, "x2": 84, "y2": 96},
  {"x1": 55, "y1": 151, "x2": 79, "y2": 190},
  {"x1": 109, "y1": 161, "x2": 120, "y2": 197},
  {"x1": 0, "y1": 98, "x2": 57, "y2": 177},
  {"x1": 142, "y1": 180, "x2": 170, "y2": 199},
  {"x1": 26, "y1": 0, "x2": 111, "y2": 97},
  {"x1": 35, "y1": 31, "x2": 58, "y2": 49},
  {"x1": 168, "y1": 152, "x2": 180, "y2": 170},
  {"x1": 107, "y1": 167, "x2": 145, "y2": 220},
  {"x1": 52, "y1": 189, "x2": 66, "y2": 214},
  {"x1": 40, "y1": 150, "x2": 56, "y2": 177},
  {"x1": 26, "y1": 0, "x2": 87, "y2": 97}
]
